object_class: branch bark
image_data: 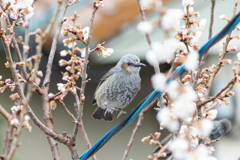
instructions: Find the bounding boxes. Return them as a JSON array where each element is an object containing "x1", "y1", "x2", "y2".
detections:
[
  {"x1": 122, "y1": 99, "x2": 158, "y2": 160},
  {"x1": 136, "y1": 0, "x2": 160, "y2": 74}
]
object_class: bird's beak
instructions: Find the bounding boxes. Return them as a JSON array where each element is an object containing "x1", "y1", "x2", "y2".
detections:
[{"x1": 134, "y1": 63, "x2": 146, "y2": 67}]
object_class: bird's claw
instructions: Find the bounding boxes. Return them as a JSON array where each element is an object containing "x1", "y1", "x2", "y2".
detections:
[{"x1": 117, "y1": 109, "x2": 127, "y2": 119}]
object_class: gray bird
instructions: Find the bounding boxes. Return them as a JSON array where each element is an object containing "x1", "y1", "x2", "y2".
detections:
[{"x1": 92, "y1": 54, "x2": 145, "y2": 121}]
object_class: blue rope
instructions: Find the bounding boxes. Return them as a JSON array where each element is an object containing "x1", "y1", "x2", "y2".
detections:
[{"x1": 79, "y1": 11, "x2": 240, "y2": 160}]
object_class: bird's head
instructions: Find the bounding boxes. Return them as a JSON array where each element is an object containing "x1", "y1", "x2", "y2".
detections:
[{"x1": 116, "y1": 54, "x2": 145, "y2": 74}]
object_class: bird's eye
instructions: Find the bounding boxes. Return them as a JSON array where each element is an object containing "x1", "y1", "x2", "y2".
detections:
[{"x1": 127, "y1": 62, "x2": 133, "y2": 66}]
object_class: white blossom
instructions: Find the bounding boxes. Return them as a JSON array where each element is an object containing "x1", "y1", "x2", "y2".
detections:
[
  {"x1": 172, "y1": 95, "x2": 196, "y2": 120},
  {"x1": 151, "y1": 73, "x2": 167, "y2": 91},
  {"x1": 162, "y1": 9, "x2": 184, "y2": 31},
  {"x1": 157, "y1": 108, "x2": 179, "y2": 132},
  {"x1": 185, "y1": 85, "x2": 198, "y2": 101},
  {"x1": 81, "y1": 47, "x2": 90, "y2": 58},
  {"x1": 37, "y1": 71, "x2": 43, "y2": 77},
  {"x1": 191, "y1": 31, "x2": 202, "y2": 45},
  {"x1": 185, "y1": 51, "x2": 199, "y2": 70},
  {"x1": 146, "y1": 39, "x2": 179, "y2": 65},
  {"x1": 179, "y1": 42, "x2": 188, "y2": 53},
  {"x1": 60, "y1": 50, "x2": 68, "y2": 57},
  {"x1": 219, "y1": 14, "x2": 227, "y2": 20},
  {"x1": 102, "y1": 48, "x2": 114, "y2": 58},
  {"x1": 179, "y1": 125, "x2": 188, "y2": 137},
  {"x1": 197, "y1": 19, "x2": 207, "y2": 31},
  {"x1": 83, "y1": 27, "x2": 90, "y2": 41},
  {"x1": 137, "y1": 21, "x2": 152, "y2": 33},
  {"x1": 4, "y1": 0, "x2": 34, "y2": 20},
  {"x1": 169, "y1": 138, "x2": 189, "y2": 159},
  {"x1": 206, "y1": 109, "x2": 218, "y2": 120},
  {"x1": 63, "y1": 38, "x2": 76, "y2": 49},
  {"x1": 184, "y1": 6, "x2": 194, "y2": 13},
  {"x1": 11, "y1": 118, "x2": 19, "y2": 125},
  {"x1": 194, "y1": 119, "x2": 213, "y2": 138},
  {"x1": 57, "y1": 83, "x2": 64, "y2": 91},
  {"x1": 167, "y1": 80, "x2": 180, "y2": 99},
  {"x1": 237, "y1": 52, "x2": 240, "y2": 60},
  {"x1": 187, "y1": 145, "x2": 217, "y2": 160},
  {"x1": 182, "y1": 0, "x2": 191, "y2": 7}
]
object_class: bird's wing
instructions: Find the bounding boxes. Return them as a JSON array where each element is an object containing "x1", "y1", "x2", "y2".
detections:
[{"x1": 92, "y1": 67, "x2": 115, "y2": 105}]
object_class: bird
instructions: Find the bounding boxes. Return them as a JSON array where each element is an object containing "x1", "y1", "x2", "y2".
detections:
[
  {"x1": 91, "y1": 54, "x2": 145, "y2": 121},
  {"x1": 209, "y1": 119, "x2": 232, "y2": 140}
]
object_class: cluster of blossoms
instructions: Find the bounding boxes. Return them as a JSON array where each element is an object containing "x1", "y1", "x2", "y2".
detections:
[
  {"x1": 139, "y1": 0, "x2": 240, "y2": 159},
  {"x1": 49, "y1": 8, "x2": 114, "y2": 109},
  {"x1": 2, "y1": 0, "x2": 34, "y2": 20},
  {"x1": 10, "y1": 105, "x2": 32, "y2": 132}
]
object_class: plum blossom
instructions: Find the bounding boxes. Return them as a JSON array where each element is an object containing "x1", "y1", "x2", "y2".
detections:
[
  {"x1": 167, "y1": 80, "x2": 180, "y2": 99},
  {"x1": 237, "y1": 52, "x2": 240, "y2": 60},
  {"x1": 96, "y1": 44, "x2": 114, "y2": 58},
  {"x1": 60, "y1": 50, "x2": 68, "y2": 57},
  {"x1": 63, "y1": 38, "x2": 77, "y2": 48},
  {"x1": 11, "y1": 117, "x2": 19, "y2": 125},
  {"x1": 193, "y1": 119, "x2": 213, "y2": 138},
  {"x1": 23, "y1": 115, "x2": 32, "y2": 132},
  {"x1": 57, "y1": 83, "x2": 64, "y2": 91},
  {"x1": 59, "y1": 59, "x2": 67, "y2": 67},
  {"x1": 169, "y1": 138, "x2": 189, "y2": 159},
  {"x1": 172, "y1": 95, "x2": 196, "y2": 120},
  {"x1": 197, "y1": 19, "x2": 207, "y2": 31},
  {"x1": 187, "y1": 145, "x2": 217, "y2": 160},
  {"x1": 81, "y1": 48, "x2": 90, "y2": 58},
  {"x1": 137, "y1": 21, "x2": 152, "y2": 33},
  {"x1": 184, "y1": 6, "x2": 194, "y2": 13},
  {"x1": 157, "y1": 107, "x2": 179, "y2": 132},
  {"x1": 102, "y1": 48, "x2": 114, "y2": 58},
  {"x1": 95, "y1": 0, "x2": 104, "y2": 7},
  {"x1": 204, "y1": 109, "x2": 218, "y2": 120},
  {"x1": 151, "y1": 73, "x2": 167, "y2": 91},
  {"x1": 146, "y1": 39, "x2": 179, "y2": 65},
  {"x1": 11, "y1": 105, "x2": 23, "y2": 114},
  {"x1": 191, "y1": 31, "x2": 202, "y2": 45},
  {"x1": 219, "y1": 14, "x2": 227, "y2": 20},
  {"x1": 185, "y1": 51, "x2": 199, "y2": 70},
  {"x1": 162, "y1": 9, "x2": 184, "y2": 31},
  {"x1": 4, "y1": 0, "x2": 34, "y2": 20},
  {"x1": 179, "y1": 42, "x2": 188, "y2": 53},
  {"x1": 83, "y1": 27, "x2": 90, "y2": 41},
  {"x1": 37, "y1": 71, "x2": 43, "y2": 77}
]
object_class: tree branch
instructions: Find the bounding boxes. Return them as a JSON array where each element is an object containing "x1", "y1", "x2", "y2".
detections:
[
  {"x1": 194, "y1": 0, "x2": 216, "y2": 90},
  {"x1": 122, "y1": 99, "x2": 158, "y2": 160},
  {"x1": 136, "y1": 0, "x2": 160, "y2": 74},
  {"x1": 206, "y1": 1, "x2": 238, "y2": 95}
]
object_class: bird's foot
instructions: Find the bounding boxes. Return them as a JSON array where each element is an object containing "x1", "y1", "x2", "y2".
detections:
[
  {"x1": 117, "y1": 109, "x2": 127, "y2": 119},
  {"x1": 104, "y1": 108, "x2": 113, "y2": 116}
]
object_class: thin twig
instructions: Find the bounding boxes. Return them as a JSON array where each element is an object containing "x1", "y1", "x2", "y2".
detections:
[
  {"x1": 59, "y1": 100, "x2": 77, "y2": 122},
  {"x1": 40, "y1": 1, "x2": 68, "y2": 160},
  {"x1": 197, "y1": 76, "x2": 237, "y2": 108},
  {"x1": 1, "y1": 124, "x2": 14, "y2": 160},
  {"x1": 69, "y1": 3, "x2": 100, "y2": 160},
  {"x1": 206, "y1": 1, "x2": 238, "y2": 96},
  {"x1": 0, "y1": 105, "x2": 11, "y2": 122},
  {"x1": 194, "y1": 0, "x2": 216, "y2": 90},
  {"x1": 43, "y1": 0, "x2": 68, "y2": 86},
  {"x1": 122, "y1": 99, "x2": 158, "y2": 160},
  {"x1": 154, "y1": 139, "x2": 171, "y2": 160},
  {"x1": 136, "y1": 0, "x2": 160, "y2": 74}
]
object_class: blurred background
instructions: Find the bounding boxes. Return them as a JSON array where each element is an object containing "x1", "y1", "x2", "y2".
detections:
[{"x1": 1, "y1": 0, "x2": 240, "y2": 159}]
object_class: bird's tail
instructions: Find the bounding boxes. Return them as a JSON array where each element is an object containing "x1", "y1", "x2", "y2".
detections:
[{"x1": 92, "y1": 107, "x2": 113, "y2": 121}]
